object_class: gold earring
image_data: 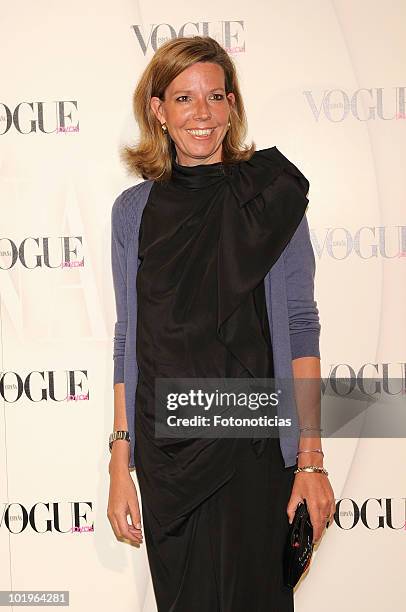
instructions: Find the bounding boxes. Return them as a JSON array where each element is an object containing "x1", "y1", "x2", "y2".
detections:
[
  {"x1": 161, "y1": 123, "x2": 168, "y2": 133},
  {"x1": 227, "y1": 121, "x2": 231, "y2": 128}
]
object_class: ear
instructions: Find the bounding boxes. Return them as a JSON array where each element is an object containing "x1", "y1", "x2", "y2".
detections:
[
  {"x1": 150, "y1": 97, "x2": 166, "y2": 125},
  {"x1": 226, "y1": 92, "x2": 236, "y2": 108}
]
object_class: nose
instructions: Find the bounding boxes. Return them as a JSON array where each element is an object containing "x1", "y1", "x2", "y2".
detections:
[{"x1": 193, "y1": 97, "x2": 212, "y2": 121}]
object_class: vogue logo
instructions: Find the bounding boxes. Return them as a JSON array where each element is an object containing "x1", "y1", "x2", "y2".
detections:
[
  {"x1": 310, "y1": 226, "x2": 406, "y2": 259},
  {"x1": 303, "y1": 87, "x2": 406, "y2": 123},
  {"x1": 0, "y1": 502, "x2": 94, "y2": 534},
  {"x1": 0, "y1": 101, "x2": 79, "y2": 135},
  {"x1": 335, "y1": 498, "x2": 406, "y2": 530},
  {"x1": 323, "y1": 365, "x2": 406, "y2": 391},
  {"x1": 132, "y1": 21, "x2": 245, "y2": 55},
  {"x1": 0, "y1": 236, "x2": 84, "y2": 269},
  {"x1": 0, "y1": 370, "x2": 89, "y2": 402},
  {"x1": 304, "y1": 87, "x2": 406, "y2": 122}
]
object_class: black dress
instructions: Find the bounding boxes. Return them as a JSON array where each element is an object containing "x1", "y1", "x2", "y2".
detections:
[{"x1": 134, "y1": 144, "x2": 309, "y2": 611}]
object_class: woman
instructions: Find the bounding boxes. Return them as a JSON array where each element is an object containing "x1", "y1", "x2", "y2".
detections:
[{"x1": 107, "y1": 35, "x2": 335, "y2": 612}]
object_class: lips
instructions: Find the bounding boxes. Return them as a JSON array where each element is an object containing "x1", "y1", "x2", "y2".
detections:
[{"x1": 186, "y1": 128, "x2": 216, "y2": 137}]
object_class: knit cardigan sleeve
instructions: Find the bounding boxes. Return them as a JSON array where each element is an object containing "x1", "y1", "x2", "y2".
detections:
[
  {"x1": 111, "y1": 193, "x2": 128, "y2": 385},
  {"x1": 283, "y1": 212, "x2": 321, "y2": 360}
]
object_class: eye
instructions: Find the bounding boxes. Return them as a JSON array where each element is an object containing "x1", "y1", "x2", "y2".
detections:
[{"x1": 175, "y1": 93, "x2": 225, "y2": 103}]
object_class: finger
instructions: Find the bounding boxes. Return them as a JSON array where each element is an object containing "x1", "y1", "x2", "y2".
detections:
[
  {"x1": 128, "y1": 525, "x2": 143, "y2": 538},
  {"x1": 286, "y1": 497, "x2": 303, "y2": 524},
  {"x1": 109, "y1": 514, "x2": 124, "y2": 541},
  {"x1": 312, "y1": 512, "x2": 327, "y2": 542},
  {"x1": 306, "y1": 504, "x2": 327, "y2": 543},
  {"x1": 324, "y1": 501, "x2": 336, "y2": 528},
  {"x1": 128, "y1": 524, "x2": 143, "y2": 538},
  {"x1": 126, "y1": 522, "x2": 143, "y2": 543},
  {"x1": 128, "y1": 503, "x2": 143, "y2": 536},
  {"x1": 116, "y1": 512, "x2": 143, "y2": 544},
  {"x1": 312, "y1": 527, "x2": 323, "y2": 543},
  {"x1": 128, "y1": 518, "x2": 143, "y2": 533},
  {"x1": 109, "y1": 516, "x2": 142, "y2": 544},
  {"x1": 108, "y1": 506, "x2": 142, "y2": 544}
]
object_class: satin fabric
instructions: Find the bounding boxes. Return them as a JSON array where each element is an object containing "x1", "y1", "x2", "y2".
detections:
[
  {"x1": 141, "y1": 435, "x2": 296, "y2": 612},
  {"x1": 134, "y1": 143, "x2": 309, "y2": 537},
  {"x1": 133, "y1": 144, "x2": 309, "y2": 611}
]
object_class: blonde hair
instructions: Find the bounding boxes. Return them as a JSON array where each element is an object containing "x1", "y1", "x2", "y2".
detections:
[{"x1": 120, "y1": 36, "x2": 256, "y2": 181}]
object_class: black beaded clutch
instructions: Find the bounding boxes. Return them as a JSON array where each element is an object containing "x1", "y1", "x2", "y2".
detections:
[{"x1": 283, "y1": 499, "x2": 314, "y2": 588}]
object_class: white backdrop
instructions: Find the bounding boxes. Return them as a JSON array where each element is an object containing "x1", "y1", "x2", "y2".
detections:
[{"x1": 1, "y1": 1, "x2": 405, "y2": 610}]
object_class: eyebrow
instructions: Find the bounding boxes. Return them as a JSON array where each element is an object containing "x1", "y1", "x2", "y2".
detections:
[{"x1": 172, "y1": 88, "x2": 226, "y2": 95}]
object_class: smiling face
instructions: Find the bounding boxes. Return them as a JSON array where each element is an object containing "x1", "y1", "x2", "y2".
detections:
[{"x1": 150, "y1": 62, "x2": 236, "y2": 166}]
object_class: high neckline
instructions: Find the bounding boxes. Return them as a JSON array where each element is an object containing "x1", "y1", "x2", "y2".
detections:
[
  {"x1": 164, "y1": 142, "x2": 309, "y2": 207},
  {"x1": 171, "y1": 157, "x2": 232, "y2": 190},
  {"x1": 168, "y1": 139, "x2": 232, "y2": 190}
]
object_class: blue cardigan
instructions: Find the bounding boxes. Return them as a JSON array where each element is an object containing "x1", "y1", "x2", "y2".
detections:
[{"x1": 111, "y1": 165, "x2": 321, "y2": 470}]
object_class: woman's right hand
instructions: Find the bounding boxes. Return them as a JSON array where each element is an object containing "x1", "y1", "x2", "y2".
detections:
[{"x1": 107, "y1": 462, "x2": 143, "y2": 545}]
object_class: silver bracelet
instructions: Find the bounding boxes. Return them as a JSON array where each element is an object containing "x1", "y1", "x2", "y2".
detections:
[{"x1": 109, "y1": 430, "x2": 130, "y2": 453}]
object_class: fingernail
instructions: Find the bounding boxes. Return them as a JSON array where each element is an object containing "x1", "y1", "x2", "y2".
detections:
[{"x1": 135, "y1": 522, "x2": 141, "y2": 529}]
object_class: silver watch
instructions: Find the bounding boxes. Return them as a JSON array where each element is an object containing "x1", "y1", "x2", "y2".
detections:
[{"x1": 109, "y1": 430, "x2": 130, "y2": 452}]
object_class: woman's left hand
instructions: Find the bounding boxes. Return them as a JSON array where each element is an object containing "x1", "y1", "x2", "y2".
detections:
[{"x1": 286, "y1": 472, "x2": 336, "y2": 544}]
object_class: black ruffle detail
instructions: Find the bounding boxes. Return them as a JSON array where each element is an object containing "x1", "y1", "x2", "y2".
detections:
[{"x1": 216, "y1": 147, "x2": 310, "y2": 378}]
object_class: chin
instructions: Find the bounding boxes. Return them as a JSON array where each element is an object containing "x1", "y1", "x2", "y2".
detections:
[{"x1": 190, "y1": 143, "x2": 221, "y2": 157}]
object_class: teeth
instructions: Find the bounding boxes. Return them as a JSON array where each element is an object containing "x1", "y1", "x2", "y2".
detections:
[{"x1": 187, "y1": 129, "x2": 214, "y2": 136}]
